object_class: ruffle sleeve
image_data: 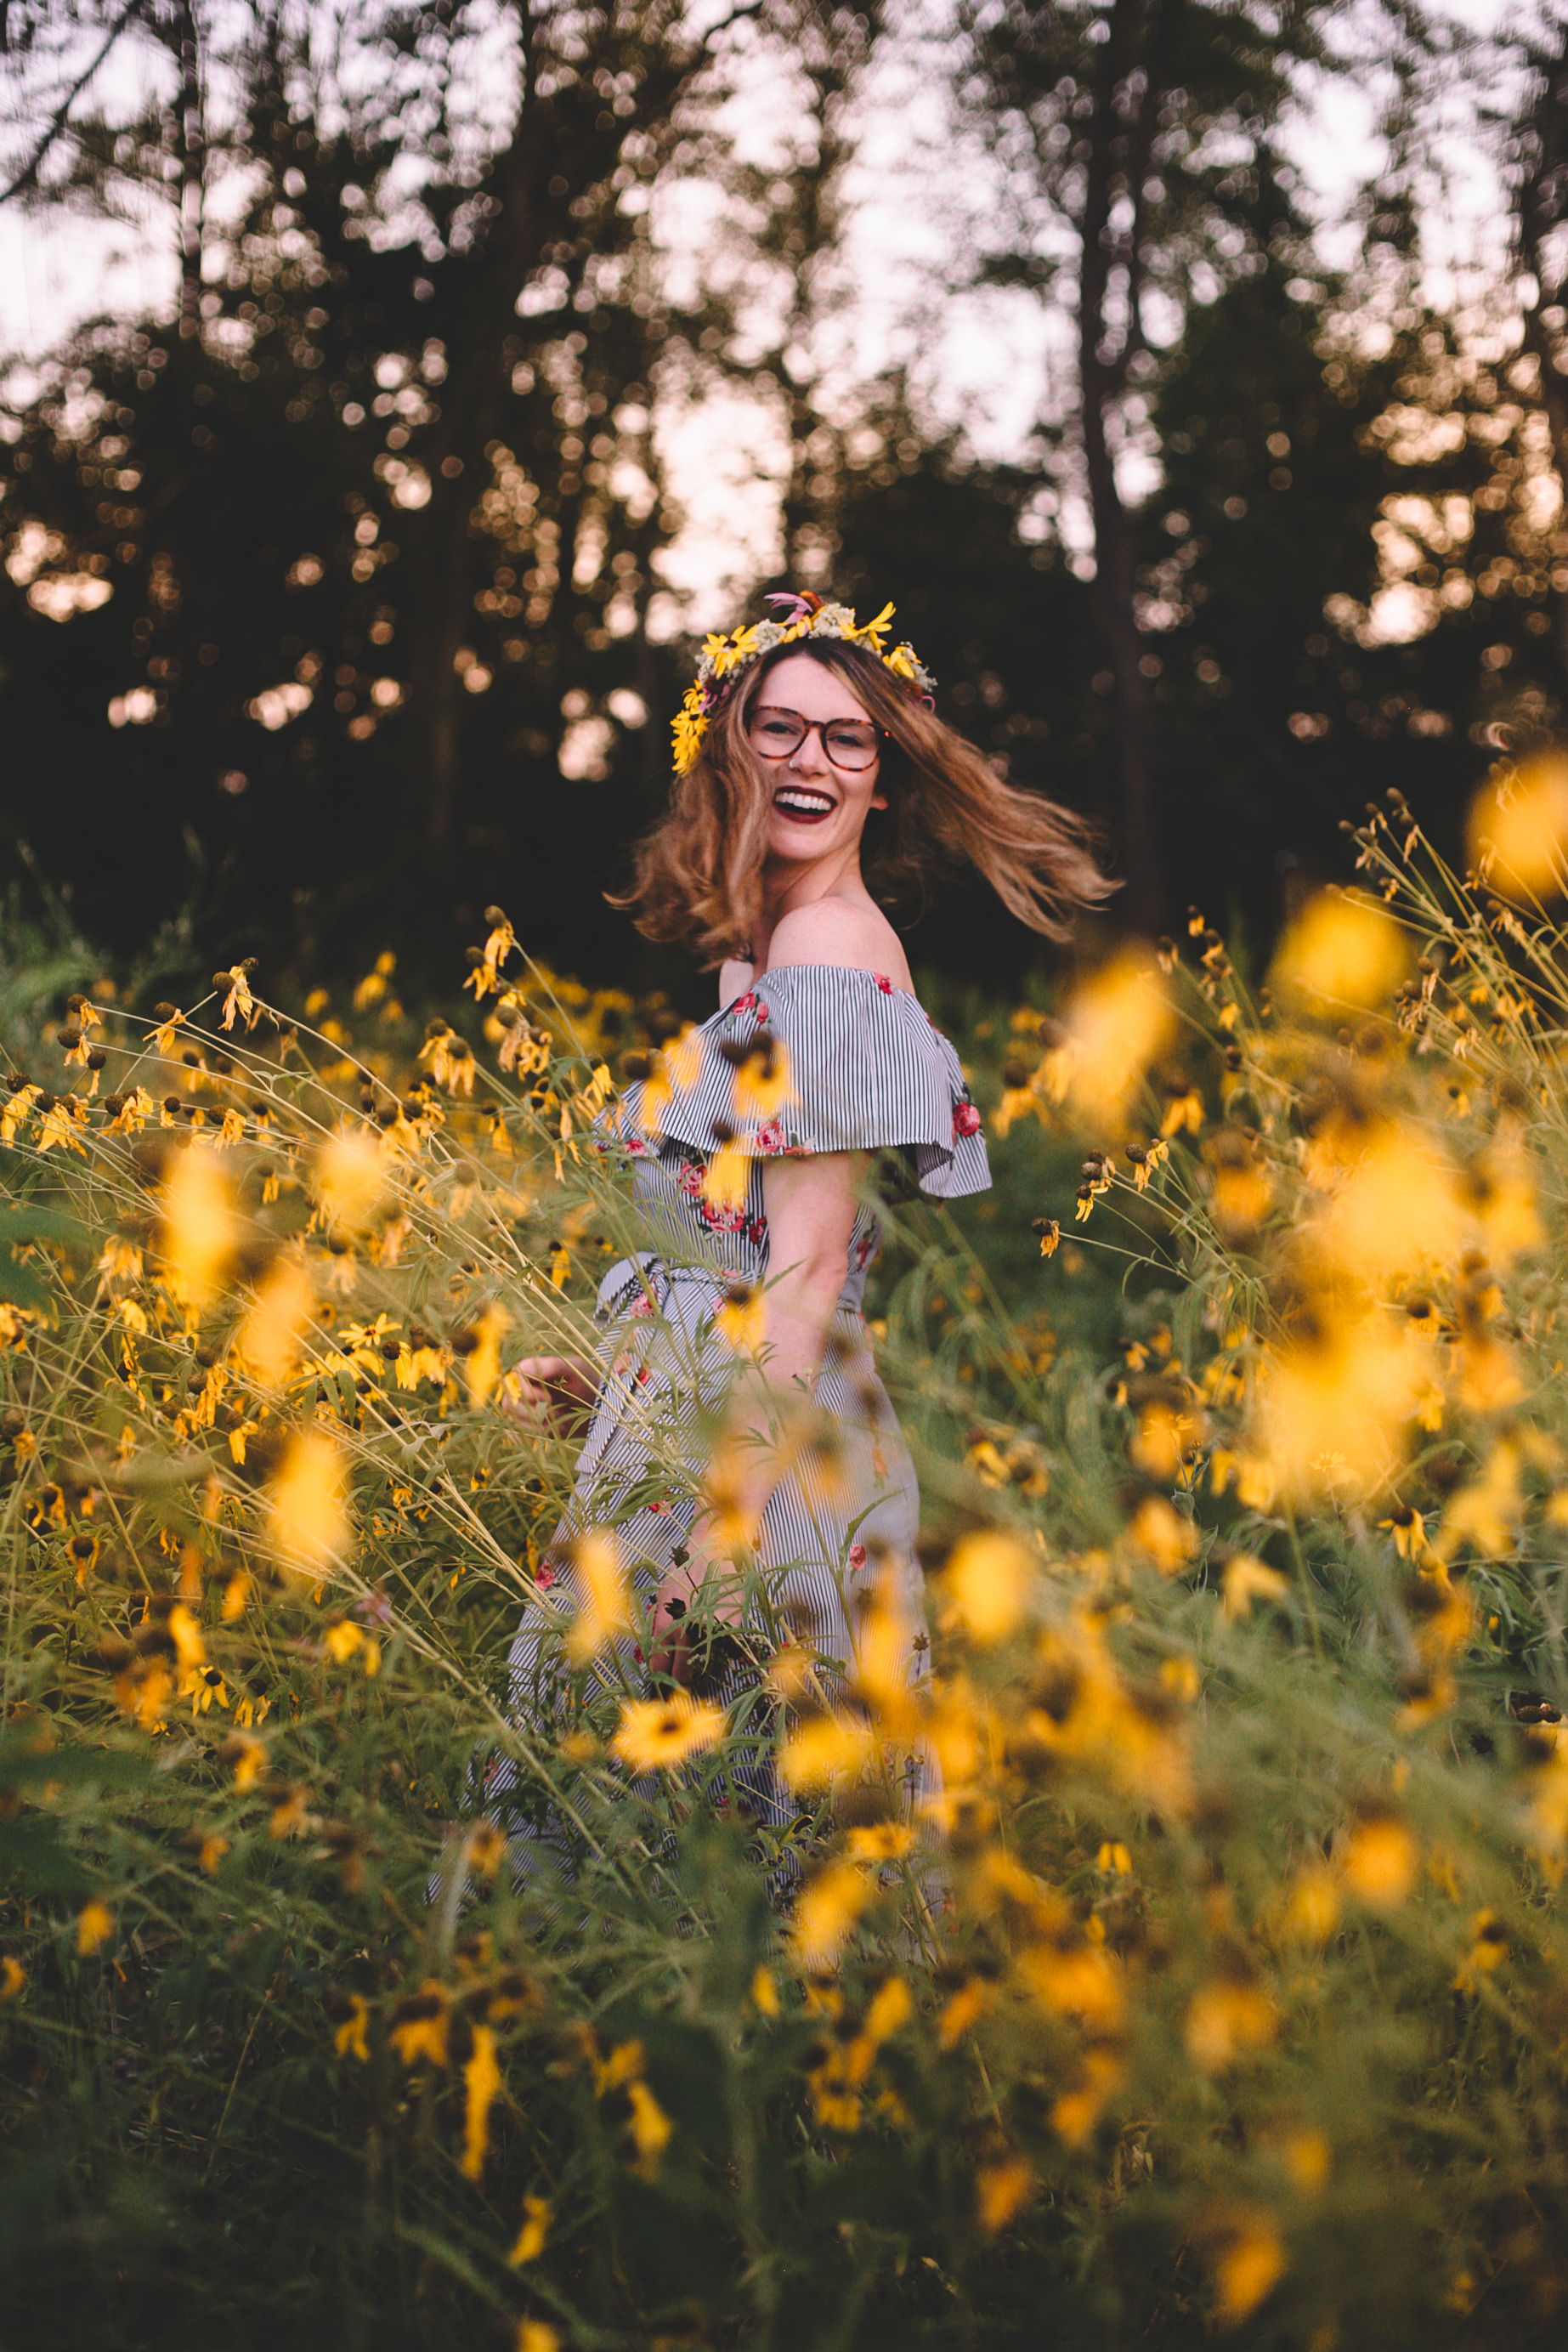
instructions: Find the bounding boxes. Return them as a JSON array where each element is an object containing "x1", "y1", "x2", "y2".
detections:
[{"x1": 603, "y1": 964, "x2": 990, "y2": 1202}]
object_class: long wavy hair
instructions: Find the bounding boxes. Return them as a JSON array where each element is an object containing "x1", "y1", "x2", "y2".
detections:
[{"x1": 610, "y1": 637, "x2": 1115, "y2": 966}]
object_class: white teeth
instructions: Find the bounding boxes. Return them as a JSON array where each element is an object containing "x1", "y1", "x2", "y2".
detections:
[{"x1": 775, "y1": 790, "x2": 835, "y2": 814}]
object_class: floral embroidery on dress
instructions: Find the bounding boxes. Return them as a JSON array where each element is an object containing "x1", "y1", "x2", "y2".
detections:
[
  {"x1": 848, "y1": 1541, "x2": 869, "y2": 1571},
  {"x1": 875, "y1": 972, "x2": 894, "y2": 994},
  {"x1": 954, "y1": 1101, "x2": 982, "y2": 1139}
]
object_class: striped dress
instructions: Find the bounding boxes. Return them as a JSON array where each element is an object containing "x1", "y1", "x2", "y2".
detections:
[{"x1": 500, "y1": 963, "x2": 991, "y2": 1841}]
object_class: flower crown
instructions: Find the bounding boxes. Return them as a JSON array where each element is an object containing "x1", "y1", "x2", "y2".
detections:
[{"x1": 671, "y1": 590, "x2": 937, "y2": 777}]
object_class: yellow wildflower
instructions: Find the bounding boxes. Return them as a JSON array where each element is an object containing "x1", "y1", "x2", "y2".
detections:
[
  {"x1": 611, "y1": 1693, "x2": 727, "y2": 1773},
  {"x1": 461, "y1": 2026, "x2": 503, "y2": 2179},
  {"x1": 76, "y1": 1901, "x2": 116, "y2": 1958},
  {"x1": 508, "y1": 2196, "x2": 552, "y2": 2267},
  {"x1": 389, "y1": 1982, "x2": 450, "y2": 2067}
]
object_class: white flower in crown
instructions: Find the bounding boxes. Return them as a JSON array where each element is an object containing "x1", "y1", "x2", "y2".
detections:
[{"x1": 671, "y1": 589, "x2": 936, "y2": 775}]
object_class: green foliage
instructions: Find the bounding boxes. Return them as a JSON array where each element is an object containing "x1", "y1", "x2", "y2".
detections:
[{"x1": 3, "y1": 859, "x2": 1568, "y2": 2345}]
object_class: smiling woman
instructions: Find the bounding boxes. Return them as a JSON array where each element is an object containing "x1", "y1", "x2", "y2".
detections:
[{"x1": 501, "y1": 591, "x2": 1112, "y2": 1869}]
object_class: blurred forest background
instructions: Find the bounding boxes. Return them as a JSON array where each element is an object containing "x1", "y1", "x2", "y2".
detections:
[{"x1": 4, "y1": 0, "x2": 1568, "y2": 1005}]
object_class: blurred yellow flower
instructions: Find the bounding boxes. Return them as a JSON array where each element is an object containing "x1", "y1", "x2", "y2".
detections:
[
  {"x1": 461, "y1": 2025, "x2": 503, "y2": 2179},
  {"x1": 1186, "y1": 1979, "x2": 1277, "y2": 2070},
  {"x1": 1054, "y1": 953, "x2": 1175, "y2": 1126},
  {"x1": 1272, "y1": 890, "x2": 1412, "y2": 1012},
  {"x1": 76, "y1": 1901, "x2": 115, "y2": 1958},
  {"x1": 564, "y1": 1531, "x2": 633, "y2": 1664},
  {"x1": 508, "y1": 2195, "x2": 552, "y2": 2267},
  {"x1": 1214, "y1": 2218, "x2": 1286, "y2": 2326},
  {"x1": 1340, "y1": 1815, "x2": 1416, "y2": 1907},
  {"x1": 792, "y1": 1858, "x2": 870, "y2": 1967},
  {"x1": 976, "y1": 2155, "x2": 1033, "y2": 2231},
  {"x1": 1466, "y1": 753, "x2": 1568, "y2": 900},
  {"x1": 269, "y1": 1431, "x2": 351, "y2": 1586},
  {"x1": 1220, "y1": 1554, "x2": 1290, "y2": 1618},
  {"x1": 940, "y1": 1530, "x2": 1033, "y2": 1642},
  {"x1": 160, "y1": 1148, "x2": 237, "y2": 1306}
]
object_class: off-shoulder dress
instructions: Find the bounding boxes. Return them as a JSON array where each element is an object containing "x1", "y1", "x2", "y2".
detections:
[{"x1": 498, "y1": 964, "x2": 990, "y2": 1834}]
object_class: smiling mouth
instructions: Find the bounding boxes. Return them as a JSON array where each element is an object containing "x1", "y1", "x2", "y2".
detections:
[{"x1": 773, "y1": 786, "x2": 837, "y2": 822}]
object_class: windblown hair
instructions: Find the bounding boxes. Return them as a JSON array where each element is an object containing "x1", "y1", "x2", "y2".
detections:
[{"x1": 611, "y1": 637, "x2": 1115, "y2": 965}]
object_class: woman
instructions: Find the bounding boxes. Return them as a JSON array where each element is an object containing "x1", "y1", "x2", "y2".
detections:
[{"x1": 501, "y1": 591, "x2": 1108, "y2": 1848}]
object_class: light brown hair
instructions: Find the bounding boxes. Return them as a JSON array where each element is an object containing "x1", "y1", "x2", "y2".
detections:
[{"x1": 612, "y1": 638, "x2": 1113, "y2": 964}]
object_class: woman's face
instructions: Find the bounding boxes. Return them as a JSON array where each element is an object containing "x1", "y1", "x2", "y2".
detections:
[{"x1": 747, "y1": 651, "x2": 886, "y2": 871}]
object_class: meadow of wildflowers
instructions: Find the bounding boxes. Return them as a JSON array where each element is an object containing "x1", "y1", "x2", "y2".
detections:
[{"x1": 6, "y1": 774, "x2": 1568, "y2": 2347}]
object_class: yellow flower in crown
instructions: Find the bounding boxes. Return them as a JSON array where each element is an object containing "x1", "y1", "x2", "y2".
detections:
[{"x1": 671, "y1": 590, "x2": 936, "y2": 776}]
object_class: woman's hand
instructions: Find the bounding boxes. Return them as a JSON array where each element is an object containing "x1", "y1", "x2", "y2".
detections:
[
  {"x1": 504, "y1": 1355, "x2": 599, "y2": 1432},
  {"x1": 648, "y1": 1536, "x2": 744, "y2": 1689}
]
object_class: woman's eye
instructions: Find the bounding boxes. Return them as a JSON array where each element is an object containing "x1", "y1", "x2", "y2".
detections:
[{"x1": 756, "y1": 722, "x2": 796, "y2": 743}]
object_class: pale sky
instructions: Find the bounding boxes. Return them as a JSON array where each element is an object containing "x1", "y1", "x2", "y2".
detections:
[{"x1": 0, "y1": 0, "x2": 1525, "y2": 626}]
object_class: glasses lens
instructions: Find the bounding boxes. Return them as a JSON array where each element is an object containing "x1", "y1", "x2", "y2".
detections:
[
  {"x1": 749, "y1": 709, "x2": 807, "y2": 755},
  {"x1": 824, "y1": 723, "x2": 879, "y2": 770}
]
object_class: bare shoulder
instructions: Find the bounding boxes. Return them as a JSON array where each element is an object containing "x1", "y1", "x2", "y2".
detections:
[
  {"x1": 766, "y1": 899, "x2": 913, "y2": 989},
  {"x1": 717, "y1": 955, "x2": 755, "y2": 1006}
]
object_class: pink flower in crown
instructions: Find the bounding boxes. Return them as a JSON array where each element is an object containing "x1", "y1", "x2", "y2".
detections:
[
  {"x1": 875, "y1": 972, "x2": 893, "y2": 994},
  {"x1": 954, "y1": 1102, "x2": 982, "y2": 1139},
  {"x1": 848, "y1": 1542, "x2": 869, "y2": 1572}
]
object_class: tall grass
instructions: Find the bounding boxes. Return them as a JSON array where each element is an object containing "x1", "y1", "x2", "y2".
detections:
[{"x1": 4, "y1": 796, "x2": 1568, "y2": 2350}]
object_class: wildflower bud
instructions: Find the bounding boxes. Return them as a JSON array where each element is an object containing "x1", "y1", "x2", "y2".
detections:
[
  {"x1": 464, "y1": 947, "x2": 484, "y2": 966},
  {"x1": 1031, "y1": 1216, "x2": 1055, "y2": 1233},
  {"x1": 717, "y1": 1038, "x2": 747, "y2": 1066},
  {"x1": 36, "y1": 1092, "x2": 55, "y2": 1114},
  {"x1": 1338, "y1": 819, "x2": 1355, "y2": 835},
  {"x1": 67, "y1": 993, "x2": 88, "y2": 1013},
  {"x1": 1001, "y1": 1057, "x2": 1029, "y2": 1089},
  {"x1": 0, "y1": 1408, "x2": 24, "y2": 1440},
  {"x1": 359, "y1": 1088, "x2": 376, "y2": 1112},
  {"x1": 723, "y1": 1278, "x2": 751, "y2": 1308},
  {"x1": 710, "y1": 1117, "x2": 734, "y2": 1144},
  {"x1": 1223, "y1": 1046, "x2": 1243, "y2": 1071},
  {"x1": 424, "y1": 1017, "x2": 449, "y2": 1040},
  {"x1": 102, "y1": 1094, "x2": 124, "y2": 1116},
  {"x1": 88, "y1": 1048, "x2": 107, "y2": 1071},
  {"x1": 380, "y1": 1337, "x2": 399, "y2": 1359},
  {"x1": 163, "y1": 1096, "x2": 181, "y2": 1116},
  {"x1": 1124, "y1": 1148, "x2": 1147, "y2": 1169},
  {"x1": 7, "y1": 1071, "x2": 29, "y2": 1091},
  {"x1": 402, "y1": 1097, "x2": 422, "y2": 1120},
  {"x1": 56, "y1": 1024, "x2": 81, "y2": 1050},
  {"x1": 450, "y1": 1326, "x2": 478, "y2": 1356},
  {"x1": 153, "y1": 1003, "x2": 177, "y2": 1020},
  {"x1": 621, "y1": 1051, "x2": 651, "y2": 1080},
  {"x1": 484, "y1": 904, "x2": 507, "y2": 927},
  {"x1": 1038, "y1": 1018, "x2": 1065, "y2": 1048},
  {"x1": 212, "y1": 972, "x2": 230, "y2": 991}
]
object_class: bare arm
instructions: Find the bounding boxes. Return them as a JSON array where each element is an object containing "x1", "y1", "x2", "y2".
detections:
[{"x1": 650, "y1": 1148, "x2": 865, "y2": 1670}]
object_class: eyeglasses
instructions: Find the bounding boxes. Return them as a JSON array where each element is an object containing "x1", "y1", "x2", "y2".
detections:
[{"x1": 746, "y1": 705, "x2": 883, "y2": 773}]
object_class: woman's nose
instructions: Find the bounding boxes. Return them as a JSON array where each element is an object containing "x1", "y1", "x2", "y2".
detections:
[{"x1": 789, "y1": 724, "x2": 829, "y2": 773}]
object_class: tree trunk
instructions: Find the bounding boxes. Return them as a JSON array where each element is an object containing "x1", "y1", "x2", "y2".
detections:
[{"x1": 1073, "y1": 0, "x2": 1172, "y2": 937}]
